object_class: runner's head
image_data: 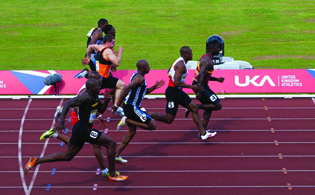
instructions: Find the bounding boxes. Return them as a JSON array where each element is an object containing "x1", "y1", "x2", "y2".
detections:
[
  {"x1": 180, "y1": 46, "x2": 193, "y2": 61},
  {"x1": 104, "y1": 25, "x2": 116, "y2": 38},
  {"x1": 98, "y1": 18, "x2": 108, "y2": 31},
  {"x1": 137, "y1": 59, "x2": 150, "y2": 74},
  {"x1": 102, "y1": 34, "x2": 115, "y2": 48},
  {"x1": 86, "y1": 78, "x2": 100, "y2": 95},
  {"x1": 87, "y1": 71, "x2": 102, "y2": 85}
]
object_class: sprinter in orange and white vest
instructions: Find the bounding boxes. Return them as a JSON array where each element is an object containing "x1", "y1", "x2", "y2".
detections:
[{"x1": 84, "y1": 34, "x2": 126, "y2": 113}]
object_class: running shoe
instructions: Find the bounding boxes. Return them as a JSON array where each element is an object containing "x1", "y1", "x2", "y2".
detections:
[
  {"x1": 184, "y1": 108, "x2": 191, "y2": 118},
  {"x1": 54, "y1": 106, "x2": 62, "y2": 121},
  {"x1": 112, "y1": 106, "x2": 125, "y2": 116},
  {"x1": 101, "y1": 168, "x2": 120, "y2": 177},
  {"x1": 140, "y1": 107, "x2": 146, "y2": 112},
  {"x1": 108, "y1": 174, "x2": 128, "y2": 182},
  {"x1": 24, "y1": 156, "x2": 37, "y2": 175},
  {"x1": 115, "y1": 156, "x2": 128, "y2": 163},
  {"x1": 198, "y1": 130, "x2": 217, "y2": 140},
  {"x1": 40, "y1": 128, "x2": 57, "y2": 141},
  {"x1": 74, "y1": 69, "x2": 88, "y2": 79},
  {"x1": 117, "y1": 116, "x2": 127, "y2": 131}
]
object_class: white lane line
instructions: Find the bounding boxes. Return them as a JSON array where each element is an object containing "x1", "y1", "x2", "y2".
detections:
[
  {"x1": 1, "y1": 106, "x2": 315, "y2": 111},
  {"x1": 18, "y1": 99, "x2": 32, "y2": 195},
  {"x1": 1, "y1": 185, "x2": 315, "y2": 189},
  {"x1": 2, "y1": 117, "x2": 315, "y2": 121},
  {"x1": 5, "y1": 141, "x2": 315, "y2": 145},
  {"x1": 5, "y1": 155, "x2": 315, "y2": 159},
  {"x1": 3, "y1": 169, "x2": 315, "y2": 173},
  {"x1": 26, "y1": 99, "x2": 63, "y2": 195},
  {"x1": 3, "y1": 129, "x2": 315, "y2": 133}
]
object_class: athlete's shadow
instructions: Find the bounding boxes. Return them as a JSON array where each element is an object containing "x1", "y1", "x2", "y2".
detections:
[{"x1": 46, "y1": 174, "x2": 135, "y2": 191}]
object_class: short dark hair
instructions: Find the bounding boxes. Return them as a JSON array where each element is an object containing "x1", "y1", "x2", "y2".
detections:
[
  {"x1": 206, "y1": 41, "x2": 219, "y2": 51},
  {"x1": 102, "y1": 34, "x2": 115, "y2": 44},
  {"x1": 180, "y1": 46, "x2": 191, "y2": 56},
  {"x1": 104, "y1": 25, "x2": 113, "y2": 34},
  {"x1": 98, "y1": 18, "x2": 108, "y2": 26}
]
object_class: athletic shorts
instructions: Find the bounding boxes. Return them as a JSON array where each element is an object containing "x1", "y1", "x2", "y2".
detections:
[
  {"x1": 165, "y1": 86, "x2": 192, "y2": 116},
  {"x1": 100, "y1": 75, "x2": 119, "y2": 89},
  {"x1": 192, "y1": 80, "x2": 220, "y2": 104},
  {"x1": 69, "y1": 121, "x2": 102, "y2": 148},
  {"x1": 123, "y1": 103, "x2": 152, "y2": 124}
]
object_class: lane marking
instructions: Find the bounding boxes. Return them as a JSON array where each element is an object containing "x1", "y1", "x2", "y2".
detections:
[
  {"x1": 5, "y1": 141, "x2": 315, "y2": 145},
  {"x1": 267, "y1": 116, "x2": 271, "y2": 121},
  {"x1": 1, "y1": 185, "x2": 315, "y2": 189},
  {"x1": 287, "y1": 183, "x2": 292, "y2": 190},
  {"x1": 5, "y1": 154, "x2": 315, "y2": 159},
  {"x1": 3, "y1": 129, "x2": 315, "y2": 133},
  {"x1": 264, "y1": 106, "x2": 268, "y2": 111},
  {"x1": 26, "y1": 99, "x2": 64, "y2": 195},
  {"x1": 93, "y1": 184, "x2": 98, "y2": 190},
  {"x1": 18, "y1": 98, "x2": 32, "y2": 195},
  {"x1": 3, "y1": 117, "x2": 315, "y2": 121},
  {"x1": 3, "y1": 169, "x2": 315, "y2": 173},
  {"x1": 278, "y1": 153, "x2": 283, "y2": 160},
  {"x1": 2, "y1": 106, "x2": 315, "y2": 110},
  {"x1": 274, "y1": 140, "x2": 279, "y2": 146},
  {"x1": 271, "y1": 128, "x2": 275, "y2": 133}
]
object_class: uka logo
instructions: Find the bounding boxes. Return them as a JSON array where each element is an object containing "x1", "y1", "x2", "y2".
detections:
[{"x1": 235, "y1": 75, "x2": 276, "y2": 87}]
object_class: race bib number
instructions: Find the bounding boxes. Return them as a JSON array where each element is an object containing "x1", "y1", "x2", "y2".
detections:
[
  {"x1": 210, "y1": 94, "x2": 218, "y2": 102},
  {"x1": 96, "y1": 61, "x2": 100, "y2": 71},
  {"x1": 90, "y1": 131, "x2": 98, "y2": 139},
  {"x1": 89, "y1": 110, "x2": 97, "y2": 123},
  {"x1": 140, "y1": 114, "x2": 147, "y2": 122},
  {"x1": 168, "y1": 101, "x2": 174, "y2": 108}
]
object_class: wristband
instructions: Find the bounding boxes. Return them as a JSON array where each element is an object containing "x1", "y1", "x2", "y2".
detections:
[{"x1": 59, "y1": 120, "x2": 65, "y2": 124}]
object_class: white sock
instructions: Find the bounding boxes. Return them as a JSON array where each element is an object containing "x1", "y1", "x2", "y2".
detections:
[
  {"x1": 53, "y1": 133, "x2": 59, "y2": 138},
  {"x1": 122, "y1": 116, "x2": 126, "y2": 123},
  {"x1": 102, "y1": 168, "x2": 109, "y2": 174}
]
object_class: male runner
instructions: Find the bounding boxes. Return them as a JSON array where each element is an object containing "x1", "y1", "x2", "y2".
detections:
[{"x1": 24, "y1": 78, "x2": 128, "y2": 182}]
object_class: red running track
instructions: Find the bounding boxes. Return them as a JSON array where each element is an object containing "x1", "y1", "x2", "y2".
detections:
[{"x1": 1, "y1": 97, "x2": 315, "y2": 195}]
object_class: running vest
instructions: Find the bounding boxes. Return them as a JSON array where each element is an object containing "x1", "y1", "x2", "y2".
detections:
[
  {"x1": 78, "y1": 93, "x2": 99, "y2": 128},
  {"x1": 168, "y1": 57, "x2": 188, "y2": 89},
  {"x1": 86, "y1": 27, "x2": 101, "y2": 47},
  {"x1": 193, "y1": 54, "x2": 214, "y2": 83},
  {"x1": 95, "y1": 47, "x2": 112, "y2": 78},
  {"x1": 125, "y1": 71, "x2": 147, "y2": 107}
]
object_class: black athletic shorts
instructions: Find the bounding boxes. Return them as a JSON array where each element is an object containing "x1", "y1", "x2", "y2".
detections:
[
  {"x1": 69, "y1": 121, "x2": 102, "y2": 148},
  {"x1": 165, "y1": 86, "x2": 192, "y2": 116},
  {"x1": 192, "y1": 80, "x2": 220, "y2": 104},
  {"x1": 123, "y1": 103, "x2": 152, "y2": 124},
  {"x1": 100, "y1": 75, "x2": 119, "y2": 89}
]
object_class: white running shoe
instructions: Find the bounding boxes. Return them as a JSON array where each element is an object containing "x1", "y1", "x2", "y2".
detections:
[
  {"x1": 115, "y1": 156, "x2": 128, "y2": 163},
  {"x1": 112, "y1": 106, "x2": 125, "y2": 116},
  {"x1": 74, "y1": 69, "x2": 88, "y2": 79},
  {"x1": 140, "y1": 107, "x2": 146, "y2": 112},
  {"x1": 117, "y1": 116, "x2": 127, "y2": 131},
  {"x1": 198, "y1": 130, "x2": 217, "y2": 140}
]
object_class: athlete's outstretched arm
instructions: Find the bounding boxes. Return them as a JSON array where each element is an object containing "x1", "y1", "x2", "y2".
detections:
[
  {"x1": 174, "y1": 63, "x2": 203, "y2": 92},
  {"x1": 146, "y1": 80, "x2": 165, "y2": 94}
]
